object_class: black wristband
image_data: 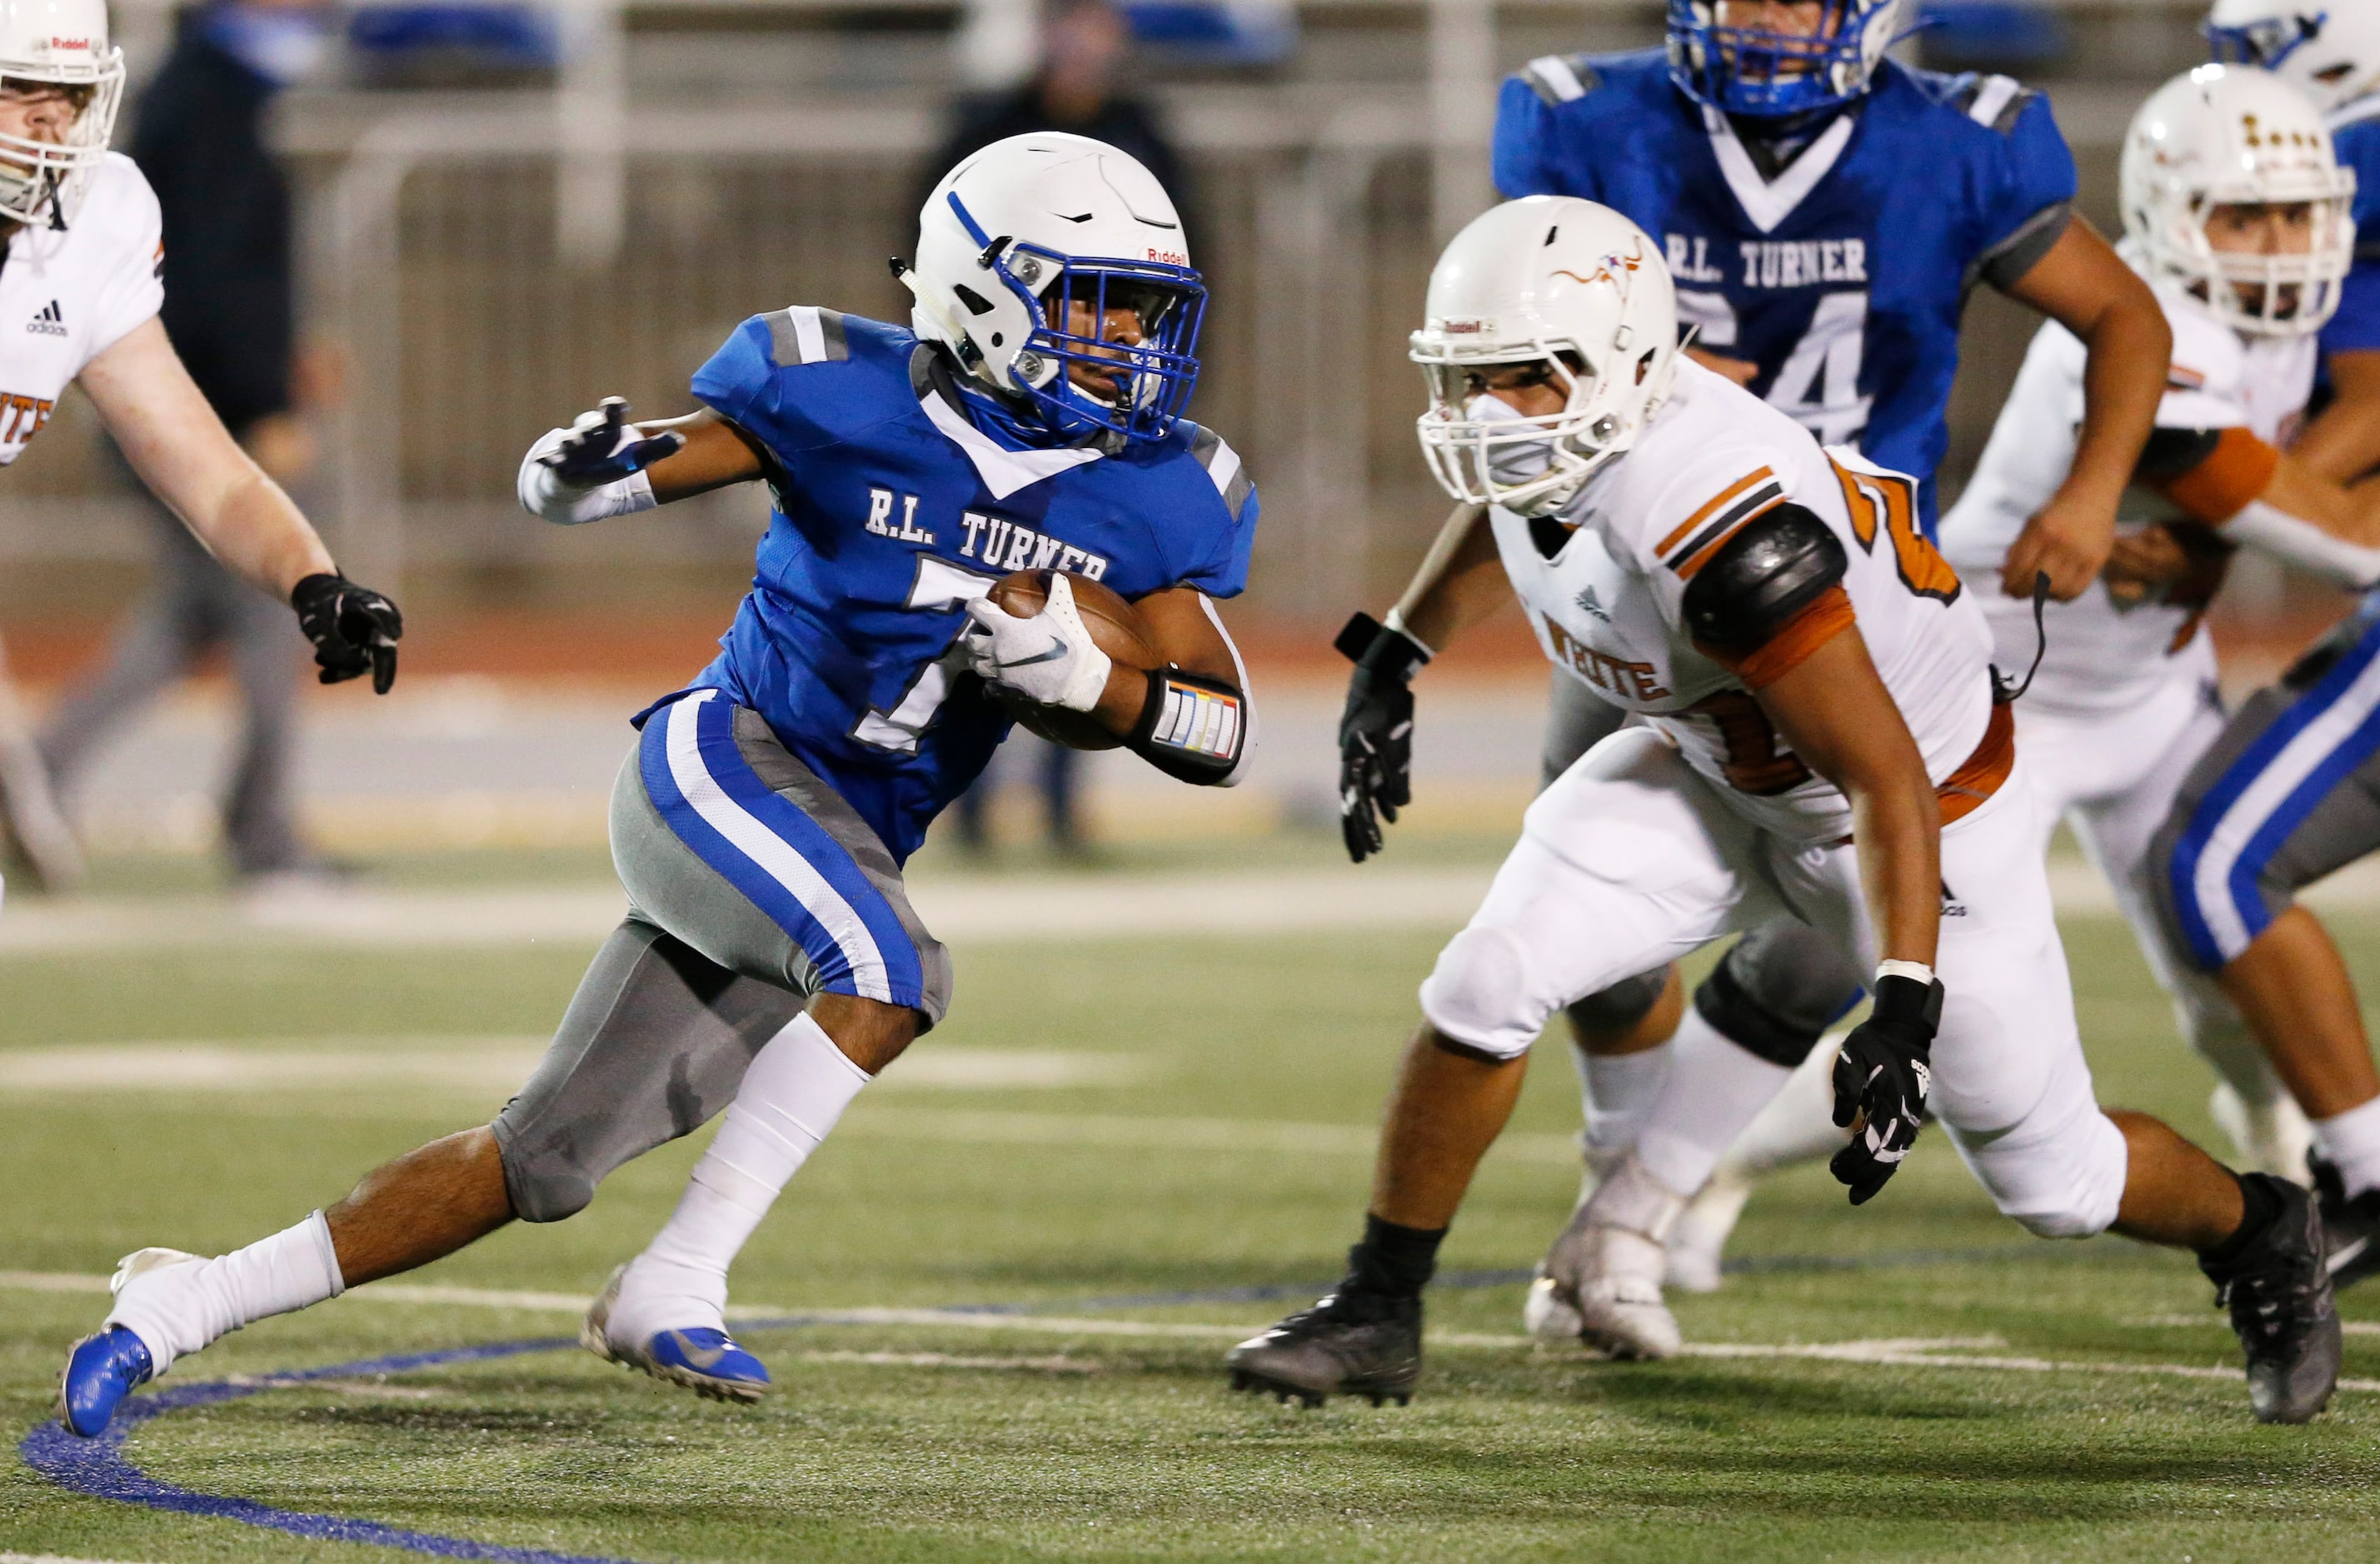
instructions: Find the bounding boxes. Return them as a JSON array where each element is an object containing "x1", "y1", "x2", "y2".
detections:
[
  {"x1": 1869, "y1": 972, "x2": 1944, "y2": 1034},
  {"x1": 1356, "y1": 625, "x2": 1429, "y2": 686},
  {"x1": 1335, "y1": 611, "x2": 1430, "y2": 686},
  {"x1": 290, "y1": 570, "x2": 344, "y2": 611}
]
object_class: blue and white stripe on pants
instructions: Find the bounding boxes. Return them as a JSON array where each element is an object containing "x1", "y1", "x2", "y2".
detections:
[
  {"x1": 2163, "y1": 615, "x2": 2380, "y2": 970},
  {"x1": 637, "y1": 689, "x2": 929, "y2": 1010}
]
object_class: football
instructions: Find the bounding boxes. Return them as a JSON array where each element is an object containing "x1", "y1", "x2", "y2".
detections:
[{"x1": 983, "y1": 570, "x2": 1162, "y2": 750}]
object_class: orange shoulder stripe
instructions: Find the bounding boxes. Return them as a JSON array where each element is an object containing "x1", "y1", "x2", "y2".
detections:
[{"x1": 1656, "y1": 466, "x2": 1776, "y2": 559}]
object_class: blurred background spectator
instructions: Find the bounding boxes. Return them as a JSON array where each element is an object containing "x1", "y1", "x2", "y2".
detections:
[
  {"x1": 35, "y1": 0, "x2": 337, "y2": 889},
  {"x1": 922, "y1": 0, "x2": 1194, "y2": 225}
]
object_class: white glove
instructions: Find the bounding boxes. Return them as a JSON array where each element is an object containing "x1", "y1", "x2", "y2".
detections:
[
  {"x1": 516, "y1": 399, "x2": 676, "y2": 525},
  {"x1": 961, "y1": 572, "x2": 1115, "y2": 714}
]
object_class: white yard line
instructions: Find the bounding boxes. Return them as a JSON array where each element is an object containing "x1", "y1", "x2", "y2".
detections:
[
  {"x1": 0, "y1": 1555, "x2": 171, "y2": 1564},
  {"x1": 7, "y1": 1270, "x2": 2374, "y2": 1394},
  {"x1": 17, "y1": 855, "x2": 2372, "y2": 957},
  {"x1": 0, "y1": 1044, "x2": 1149, "y2": 1095}
]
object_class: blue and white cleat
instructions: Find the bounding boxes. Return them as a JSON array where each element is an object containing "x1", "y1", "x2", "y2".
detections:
[
  {"x1": 57, "y1": 1326, "x2": 154, "y2": 1437},
  {"x1": 581, "y1": 1264, "x2": 771, "y2": 1404}
]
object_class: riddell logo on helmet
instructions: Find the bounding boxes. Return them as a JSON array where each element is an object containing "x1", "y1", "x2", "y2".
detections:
[
  {"x1": 48, "y1": 37, "x2": 90, "y2": 50},
  {"x1": 1439, "y1": 319, "x2": 1490, "y2": 334},
  {"x1": 1145, "y1": 247, "x2": 1187, "y2": 266}
]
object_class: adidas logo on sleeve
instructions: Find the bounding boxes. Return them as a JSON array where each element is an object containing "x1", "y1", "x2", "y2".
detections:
[{"x1": 26, "y1": 301, "x2": 64, "y2": 337}]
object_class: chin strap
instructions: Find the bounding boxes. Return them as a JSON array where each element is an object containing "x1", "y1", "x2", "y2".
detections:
[{"x1": 1991, "y1": 570, "x2": 2051, "y2": 705}]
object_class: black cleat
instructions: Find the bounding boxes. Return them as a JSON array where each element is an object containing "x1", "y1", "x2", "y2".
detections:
[
  {"x1": 2201, "y1": 1173, "x2": 2341, "y2": 1425},
  {"x1": 1224, "y1": 1289, "x2": 1420, "y2": 1408},
  {"x1": 2309, "y1": 1154, "x2": 2380, "y2": 1292}
]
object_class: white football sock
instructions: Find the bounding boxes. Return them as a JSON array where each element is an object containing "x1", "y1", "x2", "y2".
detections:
[
  {"x1": 2313, "y1": 1093, "x2": 2380, "y2": 1199},
  {"x1": 1634, "y1": 1009, "x2": 1794, "y2": 1198},
  {"x1": 608, "y1": 1011, "x2": 870, "y2": 1343},
  {"x1": 106, "y1": 1211, "x2": 344, "y2": 1377},
  {"x1": 1710, "y1": 1031, "x2": 1853, "y2": 1183},
  {"x1": 1578, "y1": 1041, "x2": 1674, "y2": 1154}
]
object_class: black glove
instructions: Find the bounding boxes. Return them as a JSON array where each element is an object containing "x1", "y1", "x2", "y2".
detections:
[
  {"x1": 292, "y1": 572, "x2": 403, "y2": 694},
  {"x1": 1828, "y1": 970, "x2": 1943, "y2": 1206},
  {"x1": 539, "y1": 396, "x2": 685, "y2": 487},
  {"x1": 1334, "y1": 611, "x2": 1429, "y2": 864}
]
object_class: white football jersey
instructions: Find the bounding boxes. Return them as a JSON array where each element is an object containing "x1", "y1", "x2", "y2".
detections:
[
  {"x1": 0, "y1": 152, "x2": 162, "y2": 466},
  {"x1": 1938, "y1": 276, "x2": 2316, "y2": 718},
  {"x1": 1493, "y1": 356, "x2": 1997, "y2": 844}
]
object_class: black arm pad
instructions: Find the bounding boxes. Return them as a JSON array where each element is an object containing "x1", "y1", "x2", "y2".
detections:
[
  {"x1": 2135, "y1": 426, "x2": 2224, "y2": 483},
  {"x1": 1680, "y1": 502, "x2": 1849, "y2": 655},
  {"x1": 1130, "y1": 666, "x2": 1247, "y2": 785}
]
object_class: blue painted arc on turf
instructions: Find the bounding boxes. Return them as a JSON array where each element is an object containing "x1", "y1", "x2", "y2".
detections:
[
  {"x1": 17, "y1": 1246, "x2": 2097, "y2": 1562},
  {"x1": 19, "y1": 1336, "x2": 649, "y2": 1564}
]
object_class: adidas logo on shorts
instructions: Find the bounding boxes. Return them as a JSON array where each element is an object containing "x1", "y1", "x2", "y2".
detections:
[{"x1": 25, "y1": 300, "x2": 64, "y2": 338}]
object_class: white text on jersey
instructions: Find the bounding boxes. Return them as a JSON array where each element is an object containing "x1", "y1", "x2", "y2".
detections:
[
  {"x1": 865, "y1": 487, "x2": 936, "y2": 545},
  {"x1": 956, "y1": 513, "x2": 1112, "y2": 581}
]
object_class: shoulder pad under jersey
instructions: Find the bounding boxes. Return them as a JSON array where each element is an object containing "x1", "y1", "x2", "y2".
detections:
[
  {"x1": 1517, "y1": 51, "x2": 1604, "y2": 107},
  {"x1": 1182, "y1": 421, "x2": 1255, "y2": 525},
  {"x1": 1681, "y1": 502, "x2": 1849, "y2": 655},
  {"x1": 1899, "y1": 63, "x2": 2042, "y2": 137},
  {"x1": 762, "y1": 305, "x2": 854, "y2": 369}
]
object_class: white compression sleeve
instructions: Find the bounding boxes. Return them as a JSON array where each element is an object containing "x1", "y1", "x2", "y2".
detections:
[
  {"x1": 106, "y1": 1212, "x2": 345, "y2": 1376},
  {"x1": 604, "y1": 1013, "x2": 870, "y2": 1343},
  {"x1": 1634, "y1": 1009, "x2": 1795, "y2": 1197},
  {"x1": 1709, "y1": 1031, "x2": 1853, "y2": 1183},
  {"x1": 516, "y1": 425, "x2": 660, "y2": 526},
  {"x1": 1579, "y1": 1043, "x2": 1674, "y2": 1155},
  {"x1": 2223, "y1": 500, "x2": 2380, "y2": 589}
]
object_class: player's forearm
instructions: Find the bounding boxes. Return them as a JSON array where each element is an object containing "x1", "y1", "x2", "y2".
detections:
[
  {"x1": 1844, "y1": 772, "x2": 1943, "y2": 969},
  {"x1": 1393, "y1": 503, "x2": 1505, "y2": 652},
  {"x1": 1757, "y1": 630, "x2": 1940, "y2": 966},
  {"x1": 2291, "y1": 351, "x2": 2380, "y2": 482},
  {"x1": 2295, "y1": 401, "x2": 2380, "y2": 485},
  {"x1": 81, "y1": 319, "x2": 337, "y2": 597},
  {"x1": 188, "y1": 471, "x2": 338, "y2": 596},
  {"x1": 2060, "y1": 291, "x2": 2173, "y2": 521}
]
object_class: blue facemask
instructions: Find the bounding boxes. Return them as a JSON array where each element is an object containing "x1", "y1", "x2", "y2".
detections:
[{"x1": 204, "y1": 5, "x2": 332, "y2": 87}]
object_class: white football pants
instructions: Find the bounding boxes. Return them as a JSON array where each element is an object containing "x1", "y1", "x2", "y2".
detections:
[
  {"x1": 2018, "y1": 669, "x2": 2281, "y2": 1111},
  {"x1": 1420, "y1": 726, "x2": 2128, "y2": 1238}
]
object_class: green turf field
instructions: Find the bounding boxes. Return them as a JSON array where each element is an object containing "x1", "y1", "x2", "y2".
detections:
[{"x1": 7, "y1": 849, "x2": 2380, "y2": 1562}]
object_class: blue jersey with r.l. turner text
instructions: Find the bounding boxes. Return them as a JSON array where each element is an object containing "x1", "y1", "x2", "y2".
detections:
[
  {"x1": 1495, "y1": 49, "x2": 2078, "y2": 530},
  {"x1": 658, "y1": 306, "x2": 1256, "y2": 863}
]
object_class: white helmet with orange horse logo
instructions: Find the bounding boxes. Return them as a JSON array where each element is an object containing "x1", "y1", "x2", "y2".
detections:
[
  {"x1": 1409, "y1": 197, "x2": 1683, "y2": 518},
  {"x1": 0, "y1": 0, "x2": 122, "y2": 228}
]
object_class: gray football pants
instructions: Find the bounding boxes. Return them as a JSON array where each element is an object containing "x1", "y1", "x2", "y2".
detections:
[
  {"x1": 491, "y1": 717, "x2": 951, "y2": 1223},
  {"x1": 1539, "y1": 671, "x2": 1865, "y2": 1056}
]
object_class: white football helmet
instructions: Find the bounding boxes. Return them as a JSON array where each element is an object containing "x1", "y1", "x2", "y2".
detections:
[
  {"x1": 0, "y1": 0, "x2": 122, "y2": 229},
  {"x1": 2122, "y1": 64, "x2": 2358, "y2": 337},
  {"x1": 901, "y1": 132, "x2": 1205, "y2": 445},
  {"x1": 1410, "y1": 197, "x2": 1680, "y2": 518},
  {"x1": 2206, "y1": 3, "x2": 2380, "y2": 117}
]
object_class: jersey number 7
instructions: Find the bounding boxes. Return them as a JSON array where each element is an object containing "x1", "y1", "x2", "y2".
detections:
[
  {"x1": 852, "y1": 555, "x2": 1000, "y2": 753},
  {"x1": 1829, "y1": 453, "x2": 1961, "y2": 604}
]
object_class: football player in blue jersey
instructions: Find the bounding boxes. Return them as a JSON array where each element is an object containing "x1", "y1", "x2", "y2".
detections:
[
  {"x1": 2208, "y1": 6, "x2": 2380, "y2": 476},
  {"x1": 1338, "y1": 0, "x2": 2174, "y2": 1335},
  {"x1": 57, "y1": 132, "x2": 1260, "y2": 1434}
]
